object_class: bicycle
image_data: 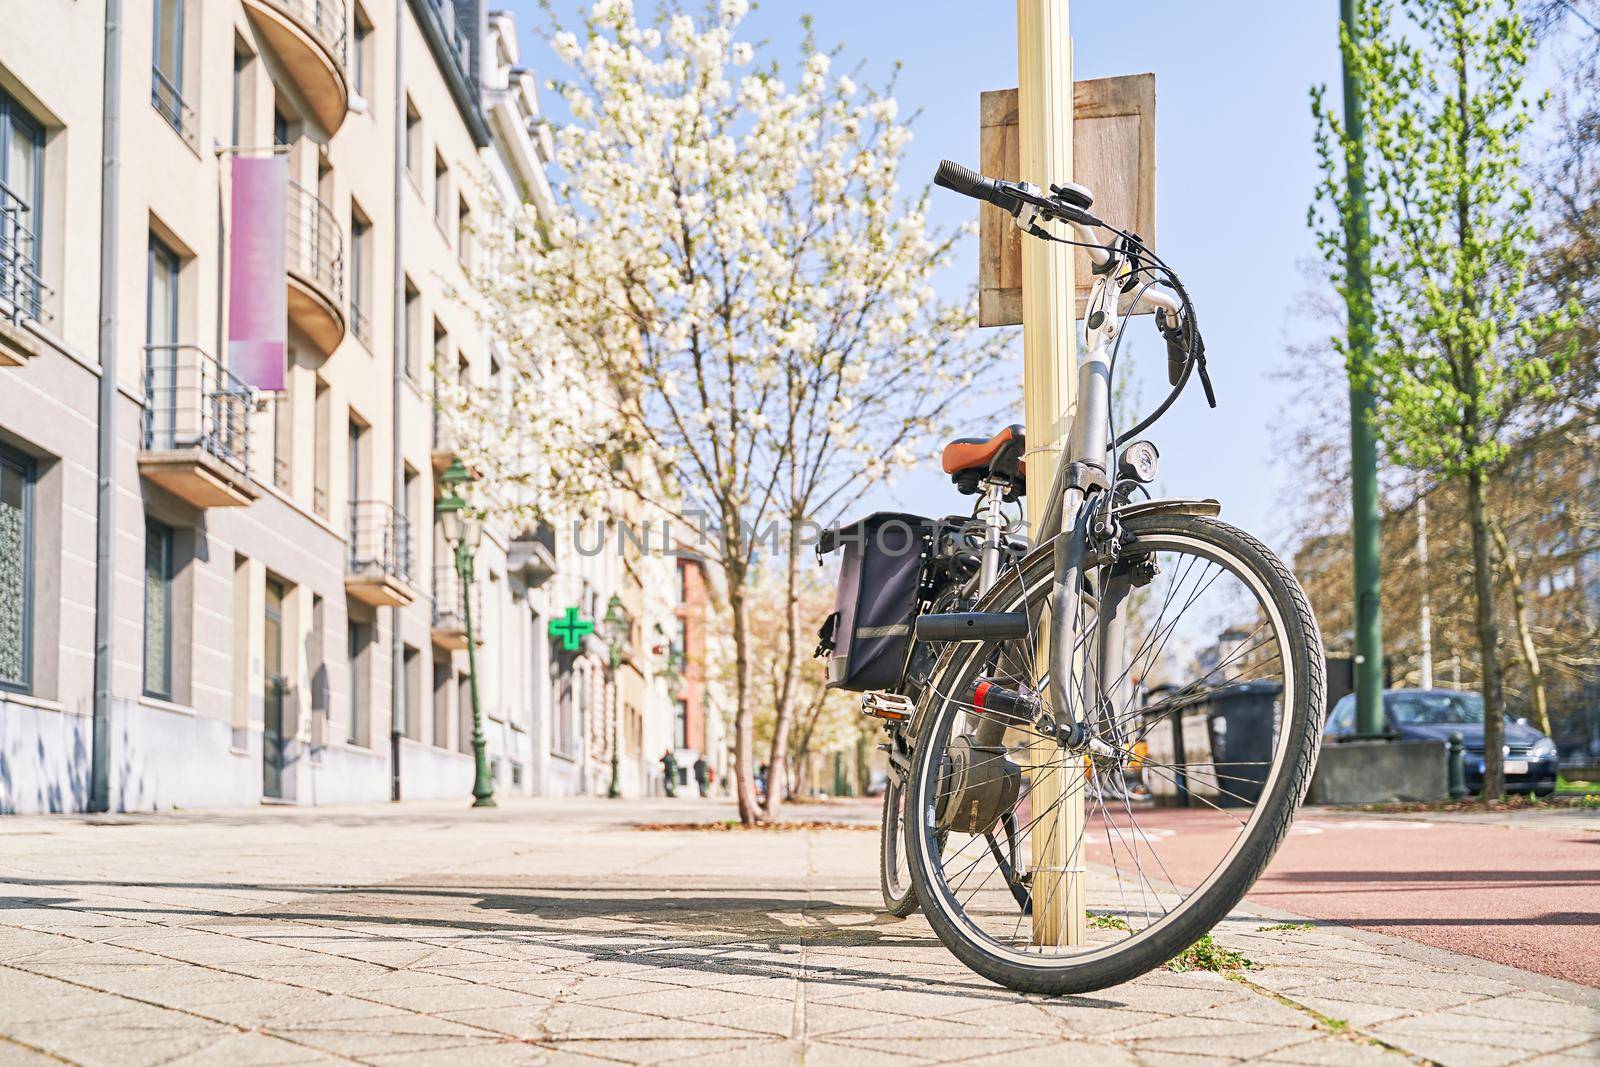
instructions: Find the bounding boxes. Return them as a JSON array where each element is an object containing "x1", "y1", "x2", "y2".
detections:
[{"x1": 882, "y1": 161, "x2": 1326, "y2": 994}]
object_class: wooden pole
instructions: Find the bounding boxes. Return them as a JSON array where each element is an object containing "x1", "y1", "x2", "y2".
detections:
[{"x1": 1017, "y1": 0, "x2": 1084, "y2": 948}]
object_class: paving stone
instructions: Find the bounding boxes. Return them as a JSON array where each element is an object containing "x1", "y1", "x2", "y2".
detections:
[
  {"x1": 0, "y1": 1042, "x2": 63, "y2": 1067},
  {"x1": 1258, "y1": 1035, "x2": 1402, "y2": 1066}
]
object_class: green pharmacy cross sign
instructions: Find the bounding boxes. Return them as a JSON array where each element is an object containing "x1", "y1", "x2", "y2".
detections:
[{"x1": 549, "y1": 607, "x2": 595, "y2": 651}]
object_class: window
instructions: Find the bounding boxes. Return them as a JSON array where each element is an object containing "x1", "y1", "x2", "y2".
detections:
[
  {"x1": 353, "y1": 6, "x2": 375, "y2": 99},
  {"x1": 0, "y1": 446, "x2": 34, "y2": 692},
  {"x1": 458, "y1": 673, "x2": 472, "y2": 752},
  {"x1": 402, "y1": 465, "x2": 419, "y2": 537},
  {"x1": 151, "y1": 0, "x2": 189, "y2": 139},
  {"x1": 1, "y1": 89, "x2": 45, "y2": 321},
  {"x1": 434, "y1": 153, "x2": 449, "y2": 229},
  {"x1": 403, "y1": 644, "x2": 421, "y2": 740},
  {"x1": 310, "y1": 593, "x2": 327, "y2": 738},
  {"x1": 404, "y1": 99, "x2": 421, "y2": 176},
  {"x1": 273, "y1": 106, "x2": 290, "y2": 148},
  {"x1": 347, "y1": 619, "x2": 369, "y2": 744},
  {"x1": 347, "y1": 419, "x2": 365, "y2": 503},
  {"x1": 433, "y1": 660, "x2": 451, "y2": 747},
  {"x1": 273, "y1": 375, "x2": 293, "y2": 492},
  {"x1": 146, "y1": 237, "x2": 179, "y2": 346},
  {"x1": 674, "y1": 700, "x2": 688, "y2": 750},
  {"x1": 145, "y1": 237, "x2": 181, "y2": 448},
  {"x1": 403, "y1": 279, "x2": 421, "y2": 379},
  {"x1": 457, "y1": 196, "x2": 472, "y2": 267},
  {"x1": 350, "y1": 207, "x2": 372, "y2": 345},
  {"x1": 551, "y1": 645, "x2": 577, "y2": 758},
  {"x1": 143, "y1": 519, "x2": 174, "y2": 699},
  {"x1": 263, "y1": 576, "x2": 289, "y2": 798},
  {"x1": 231, "y1": 49, "x2": 252, "y2": 145}
]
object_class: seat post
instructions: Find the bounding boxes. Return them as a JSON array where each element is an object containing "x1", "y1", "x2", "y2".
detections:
[{"x1": 979, "y1": 479, "x2": 1008, "y2": 594}]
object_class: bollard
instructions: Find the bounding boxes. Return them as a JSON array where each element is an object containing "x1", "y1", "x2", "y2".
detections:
[{"x1": 1447, "y1": 732, "x2": 1469, "y2": 800}]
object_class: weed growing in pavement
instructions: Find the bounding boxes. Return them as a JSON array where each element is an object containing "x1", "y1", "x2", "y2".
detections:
[
  {"x1": 1256, "y1": 922, "x2": 1315, "y2": 932},
  {"x1": 1166, "y1": 935, "x2": 1255, "y2": 973},
  {"x1": 1087, "y1": 912, "x2": 1132, "y2": 931}
]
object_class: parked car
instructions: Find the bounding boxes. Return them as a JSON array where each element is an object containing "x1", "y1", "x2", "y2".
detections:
[{"x1": 1325, "y1": 688, "x2": 1559, "y2": 796}]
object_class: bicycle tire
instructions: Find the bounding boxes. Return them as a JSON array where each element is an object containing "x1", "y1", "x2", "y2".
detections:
[
  {"x1": 905, "y1": 511, "x2": 1325, "y2": 995},
  {"x1": 879, "y1": 772, "x2": 920, "y2": 916}
]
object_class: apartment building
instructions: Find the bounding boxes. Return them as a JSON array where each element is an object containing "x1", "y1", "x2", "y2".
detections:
[{"x1": 0, "y1": 1, "x2": 668, "y2": 813}]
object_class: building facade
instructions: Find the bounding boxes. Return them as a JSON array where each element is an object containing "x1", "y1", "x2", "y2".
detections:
[{"x1": 0, "y1": 0, "x2": 667, "y2": 813}]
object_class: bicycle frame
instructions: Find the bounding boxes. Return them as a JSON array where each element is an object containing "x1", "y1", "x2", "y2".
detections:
[{"x1": 1031, "y1": 223, "x2": 1181, "y2": 742}]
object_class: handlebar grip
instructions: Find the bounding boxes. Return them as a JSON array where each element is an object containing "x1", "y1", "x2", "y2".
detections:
[
  {"x1": 934, "y1": 159, "x2": 988, "y2": 198},
  {"x1": 934, "y1": 159, "x2": 1014, "y2": 211}
]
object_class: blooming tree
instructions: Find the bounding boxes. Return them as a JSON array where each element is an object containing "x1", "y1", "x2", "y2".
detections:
[{"x1": 446, "y1": 0, "x2": 1008, "y2": 823}]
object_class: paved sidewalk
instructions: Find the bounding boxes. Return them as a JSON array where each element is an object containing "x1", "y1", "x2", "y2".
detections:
[{"x1": 1, "y1": 798, "x2": 1595, "y2": 1066}]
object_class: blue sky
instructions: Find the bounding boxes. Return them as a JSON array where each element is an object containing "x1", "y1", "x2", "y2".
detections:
[{"x1": 494, "y1": 1, "x2": 1565, "y2": 553}]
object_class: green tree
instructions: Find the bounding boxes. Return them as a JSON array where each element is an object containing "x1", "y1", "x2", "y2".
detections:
[{"x1": 1312, "y1": 0, "x2": 1572, "y2": 797}]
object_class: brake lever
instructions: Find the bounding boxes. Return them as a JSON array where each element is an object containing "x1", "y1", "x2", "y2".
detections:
[{"x1": 1193, "y1": 335, "x2": 1218, "y2": 408}]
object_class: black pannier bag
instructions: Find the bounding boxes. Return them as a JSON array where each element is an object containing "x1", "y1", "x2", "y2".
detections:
[{"x1": 815, "y1": 513, "x2": 932, "y2": 691}]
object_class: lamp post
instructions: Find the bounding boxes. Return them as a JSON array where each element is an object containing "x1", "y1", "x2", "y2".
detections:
[
  {"x1": 437, "y1": 459, "x2": 494, "y2": 808},
  {"x1": 602, "y1": 593, "x2": 628, "y2": 799}
]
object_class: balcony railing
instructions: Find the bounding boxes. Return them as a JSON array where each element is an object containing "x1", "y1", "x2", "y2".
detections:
[
  {"x1": 431, "y1": 562, "x2": 481, "y2": 636},
  {"x1": 350, "y1": 300, "x2": 372, "y2": 346},
  {"x1": 151, "y1": 67, "x2": 197, "y2": 146},
  {"x1": 142, "y1": 345, "x2": 253, "y2": 476},
  {"x1": 348, "y1": 500, "x2": 412, "y2": 584},
  {"x1": 286, "y1": 179, "x2": 344, "y2": 310},
  {"x1": 1, "y1": 182, "x2": 44, "y2": 325},
  {"x1": 268, "y1": 0, "x2": 349, "y2": 68}
]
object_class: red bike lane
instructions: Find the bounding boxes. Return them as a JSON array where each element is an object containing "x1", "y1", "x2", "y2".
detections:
[{"x1": 1086, "y1": 807, "x2": 1600, "y2": 988}]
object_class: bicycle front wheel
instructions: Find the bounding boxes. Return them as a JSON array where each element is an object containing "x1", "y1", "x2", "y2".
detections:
[{"x1": 905, "y1": 510, "x2": 1325, "y2": 995}]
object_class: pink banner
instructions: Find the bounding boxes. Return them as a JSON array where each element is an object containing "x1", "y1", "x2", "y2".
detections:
[{"x1": 228, "y1": 156, "x2": 288, "y2": 392}]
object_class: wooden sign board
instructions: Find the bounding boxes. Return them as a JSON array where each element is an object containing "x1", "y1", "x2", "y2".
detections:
[{"x1": 979, "y1": 73, "x2": 1156, "y2": 327}]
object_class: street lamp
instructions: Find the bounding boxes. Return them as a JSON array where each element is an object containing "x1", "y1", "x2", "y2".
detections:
[
  {"x1": 602, "y1": 593, "x2": 628, "y2": 799},
  {"x1": 437, "y1": 458, "x2": 494, "y2": 809}
]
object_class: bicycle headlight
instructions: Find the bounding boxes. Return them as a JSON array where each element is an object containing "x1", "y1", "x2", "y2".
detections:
[{"x1": 1117, "y1": 440, "x2": 1160, "y2": 484}]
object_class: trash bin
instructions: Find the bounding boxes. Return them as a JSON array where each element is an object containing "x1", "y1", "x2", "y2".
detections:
[{"x1": 1204, "y1": 680, "x2": 1283, "y2": 807}]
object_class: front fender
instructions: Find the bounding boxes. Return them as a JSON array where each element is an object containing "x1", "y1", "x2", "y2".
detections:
[{"x1": 1115, "y1": 497, "x2": 1221, "y2": 520}]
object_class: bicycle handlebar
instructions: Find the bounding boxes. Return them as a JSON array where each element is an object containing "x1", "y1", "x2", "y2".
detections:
[{"x1": 933, "y1": 158, "x2": 1217, "y2": 414}]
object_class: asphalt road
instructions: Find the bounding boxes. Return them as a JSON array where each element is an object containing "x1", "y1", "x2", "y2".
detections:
[{"x1": 1096, "y1": 805, "x2": 1600, "y2": 989}]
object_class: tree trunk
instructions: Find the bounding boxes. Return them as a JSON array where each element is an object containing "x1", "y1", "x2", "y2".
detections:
[
  {"x1": 762, "y1": 517, "x2": 805, "y2": 819},
  {"x1": 1465, "y1": 467, "x2": 1505, "y2": 799},
  {"x1": 1491, "y1": 520, "x2": 1551, "y2": 738},
  {"x1": 727, "y1": 566, "x2": 762, "y2": 824}
]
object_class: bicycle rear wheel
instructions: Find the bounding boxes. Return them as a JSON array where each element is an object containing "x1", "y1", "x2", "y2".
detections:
[
  {"x1": 905, "y1": 510, "x2": 1324, "y2": 995},
  {"x1": 879, "y1": 770, "x2": 919, "y2": 916}
]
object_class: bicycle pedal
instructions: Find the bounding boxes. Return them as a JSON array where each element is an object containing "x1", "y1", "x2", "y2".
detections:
[{"x1": 861, "y1": 692, "x2": 914, "y2": 722}]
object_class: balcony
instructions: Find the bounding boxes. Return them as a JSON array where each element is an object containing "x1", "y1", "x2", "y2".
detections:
[
  {"x1": 139, "y1": 345, "x2": 261, "y2": 508},
  {"x1": 347, "y1": 500, "x2": 414, "y2": 606},
  {"x1": 241, "y1": 0, "x2": 351, "y2": 136},
  {"x1": 1, "y1": 182, "x2": 47, "y2": 365},
  {"x1": 430, "y1": 562, "x2": 481, "y2": 651},
  {"x1": 286, "y1": 180, "x2": 346, "y2": 356},
  {"x1": 151, "y1": 67, "x2": 197, "y2": 147},
  {"x1": 508, "y1": 522, "x2": 557, "y2": 589}
]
